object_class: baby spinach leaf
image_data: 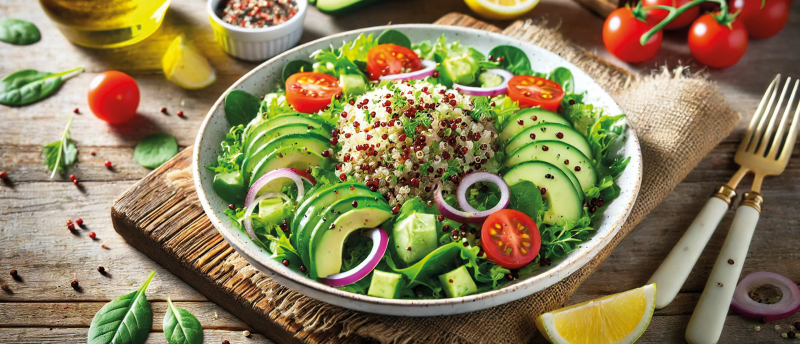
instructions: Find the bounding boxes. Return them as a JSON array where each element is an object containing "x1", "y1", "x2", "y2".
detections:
[
  {"x1": 224, "y1": 90, "x2": 260, "y2": 126},
  {"x1": 134, "y1": 134, "x2": 179, "y2": 169},
  {"x1": 377, "y1": 29, "x2": 411, "y2": 49},
  {"x1": 0, "y1": 66, "x2": 83, "y2": 106},
  {"x1": 42, "y1": 115, "x2": 77, "y2": 179},
  {"x1": 508, "y1": 180, "x2": 545, "y2": 225},
  {"x1": 0, "y1": 19, "x2": 40, "y2": 45},
  {"x1": 87, "y1": 271, "x2": 156, "y2": 344},
  {"x1": 282, "y1": 60, "x2": 313, "y2": 84},
  {"x1": 549, "y1": 67, "x2": 574, "y2": 94},
  {"x1": 487, "y1": 45, "x2": 532, "y2": 75},
  {"x1": 385, "y1": 242, "x2": 463, "y2": 289},
  {"x1": 163, "y1": 297, "x2": 203, "y2": 344}
]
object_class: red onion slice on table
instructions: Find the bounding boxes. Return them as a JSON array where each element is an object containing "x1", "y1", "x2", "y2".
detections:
[
  {"x1": 453, "y1": 69, "x2": 513, "y2": 97},
  {"x1": 379, "y1": 59, "x2": 436, "y2": 82},
  {"x1": 731, "y1": 271, "x2": 800, "y2": 322},
  {"x1": 321, "y1": 228, "x2": 388, "y2": 287}
]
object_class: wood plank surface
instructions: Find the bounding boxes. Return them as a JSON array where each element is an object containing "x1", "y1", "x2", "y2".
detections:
[{"x1": 1, "y1": 0, "x2": 799, "y2": 343}]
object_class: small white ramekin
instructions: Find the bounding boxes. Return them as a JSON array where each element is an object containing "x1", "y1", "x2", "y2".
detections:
[{"x1": 207, "y1": 0, "x2": 307, "y2": 61}]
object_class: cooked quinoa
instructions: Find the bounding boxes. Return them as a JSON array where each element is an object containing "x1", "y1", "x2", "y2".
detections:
[{"x1": 335, "y1": 80, "x2": 499, "y2": 206}]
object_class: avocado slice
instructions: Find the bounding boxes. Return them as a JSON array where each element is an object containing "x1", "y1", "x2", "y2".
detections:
[
  {"x1": 243, "y1": 132, "x2": 331, "y2": 177},
  {"x1": 246, "y1": 123, "x2": 331, "y2": 157},
  {"x1": 500, "y1": 108, "x2": 572, "y2": 142},
  {"x1": 392, "y1": 212, "x2": 438, "y2": 266},
  {"x1": 244, "y1": 113, "x2": 331, "y2": 148},
  {"x1": 368, "y1": 270, "x2": 404, "y2": 299},
  {"x1": 293, "y1": 184, "x2": 378, "y2": 263},
  {"x1": 250, "y1": 146, "x2": 328, "y2": 186},
  {"x1": 504, "y1": 161, "x2": 583, "y2": 225},
  {"x1": 212, "y1": 170, "x2": 245, "y2": 205},
  {"x1": 439, "y1": 265, "x2": 478, "y2": 298},
  {"x1": 310, "y1": 199, "x2": 392, "y2": 278},
  {"x1": 505, "y1": 123, "x2": 593, "y2": 159},
  {"x1": 505, "y1": 140, "x2": 598, "y2": 194}
]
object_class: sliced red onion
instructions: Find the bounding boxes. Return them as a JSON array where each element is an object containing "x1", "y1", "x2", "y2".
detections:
[
  {"x1": 434, "y1": 183, "x2": 485, "y2": 224},
  {"x1": 453, "y1": 68, "x2": 513, "y2": 97},
  {"x1": 243, "y1": 192, "x2": 291, "y2": 242},
  {"x1": 245, "y1": 168, "x2": 309, "y2": 208},
  {"x1": 321, "y1": 228, "x2": 388, "y2": 287},
  {"x1": 456, "y1": 172, "x2": 510, "y2": 217},
  {"x1": 379, "y1": 59, "x2": 436, "y2": 82},
  {"x1": 731, "y1": 271, "x2": 800, "y2": 323}
]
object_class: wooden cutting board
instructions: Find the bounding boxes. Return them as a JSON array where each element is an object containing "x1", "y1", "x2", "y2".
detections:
[{"x1": 111, "y1": 13, "x2": 500, "y2": 344}]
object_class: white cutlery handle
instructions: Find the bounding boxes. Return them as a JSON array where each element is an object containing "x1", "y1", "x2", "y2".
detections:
[
  {"x1": 685, "y1": 192, "x2": 763, "y2": 344},
  {"x1": 647, "y1": 195, "x2": 732, "y2": 309}
]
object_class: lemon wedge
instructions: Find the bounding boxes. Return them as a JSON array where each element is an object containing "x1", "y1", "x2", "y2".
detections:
[
  {"x1": 162, "y1": 35, "x2": 216, "y2": 90},
  {"x1": 536, "y1": 284, "x2": 656, "y2": 344},
  {"x1": 463, "y1": 0, "x2": 540, "y2": 20}
]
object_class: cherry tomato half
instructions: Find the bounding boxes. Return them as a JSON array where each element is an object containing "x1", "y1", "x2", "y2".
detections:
[
  {"x1": 88, "y1": 71, "x2": 140, "y2": 124},
  {"x1": 507, "y1": 75, "x2": 565, "y2": 112},
  {"x1": 688, "y1": 14, "x2": 749, "y2": 68},
  {"x1": 729, "y1": 0, "x2": 791, "y2": 39},
  {"x1": 643, "y1": 0, "x2": 700, "y2": 30},
  {"x1": 480, "y1": 209, "x2": 541, "y2": 269},
  {"x1": 366, "y1": 44, "x2": 423, "y2": 80},
  {"x1": 603, "y1": 7, "x2": 663, "y2": 63},
  {"x1": 285, "y1": 72, "x2": 342, "y2": 114}
]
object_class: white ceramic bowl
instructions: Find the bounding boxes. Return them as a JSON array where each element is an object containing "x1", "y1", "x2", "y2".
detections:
[
  {"x1": 193, "y1": 24, "x2": 643, "y2": 316},
  {"x1": 207, "y1": 0, "x2": 307, "y2": 61}
]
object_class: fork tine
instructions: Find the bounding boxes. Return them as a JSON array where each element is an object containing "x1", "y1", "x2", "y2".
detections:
[
  {"x1": 749, "y1": 76, "x2": 784, "y2": 153},
  {"x1": 769, "y1": 80, "x2": 799, "y2": 159},
  {"x1": 778, "y1": 83, "x2": 800, "y2": 163},
  {"x1": 758, "y1": 77, "x2": 792, "y2": 156},
  {"x1": 742, "y1": 75, "x2": 780, "y2": 152}
]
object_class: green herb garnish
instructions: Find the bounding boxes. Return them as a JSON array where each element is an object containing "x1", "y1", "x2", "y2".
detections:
[{"x1": 42, "y1": 115, "x2": 77, "y2": 179}]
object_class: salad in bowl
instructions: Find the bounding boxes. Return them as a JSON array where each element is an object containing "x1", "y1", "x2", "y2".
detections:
[{"x1": 201, "y1": 27, "x2": 634, "y2": 305}]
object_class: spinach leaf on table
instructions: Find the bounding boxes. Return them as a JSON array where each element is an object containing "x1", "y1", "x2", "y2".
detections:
[
  {"x1": 487, "y1": 45, "x2": 532, "y2": 75},
  {"x1": 163, "y1": 297, "x2": 203, "y2": 344},
  {"x1": 87, "y1": 271, "x2": 156, "y2": 344},
  {"x1": 0, "y1": 67, "x2": 83, "y2": 106},
  {"x1": 377, "y1": 29, "x2": 412, "y2": 49},
  {"x1": 42, "y1": 115, "x2": 77, "y2": 179},
  {"x1": 281, "y1": 60, "x2": 313, "y2": 84},
  {"x1": 134, "y1": 134, "x2": 179, "y2": 169},
  {"x1": 0, "y1": 19, "x2": 40, "y2": 45},
  {"x1": 224, "y1": 90, "x2": 261, "y2": 126}
]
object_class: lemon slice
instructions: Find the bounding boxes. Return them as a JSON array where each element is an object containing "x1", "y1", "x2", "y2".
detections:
[
  {"x1": 463, "y1": 0, "x2": 540, "y2": 20},
  {"x1": 536, "y1": 284, "x2": 656, "y2": 344},
  {"x1": 162, "y1": 35, "x2": 216, "y2": 90}
]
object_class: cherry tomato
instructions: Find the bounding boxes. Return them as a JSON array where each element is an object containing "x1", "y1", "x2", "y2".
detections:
[
  {"x1": 480, "y1": 209, "x2": 540, "y2": 269},
  {"x1": 285, "y1": 72, "x2": 342, "y2": 113},
  {"x1": 88, "y1": 71, "x2": 140, "y2": 124},
  {"x1": 366, "y1": 44, "x2": 422, "y2": 80},
  {"x1": 603, "y1": 7, "x2": 663, "y2": 63},
  {"x1": 643, "y1": 0, "x2": 700, "y2": 30},
  {"x1": 507, "y1": 75, "x2": 565, "y2": 112},
  {"x1": 688, "y1": 14, "x2": 749, "y2": 68},
  {"x1": 729, "y1": 0, "x2": 791, "y2": 39}
]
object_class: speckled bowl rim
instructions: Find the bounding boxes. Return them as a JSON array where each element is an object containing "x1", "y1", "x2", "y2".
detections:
[{"x1": 193, "y1": 24, "x2": 642, "y2": 315}]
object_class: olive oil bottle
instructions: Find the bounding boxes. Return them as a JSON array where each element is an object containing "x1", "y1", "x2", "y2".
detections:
[{"x1": 39, "y1": 0, "x2": 171, "y2": 49}]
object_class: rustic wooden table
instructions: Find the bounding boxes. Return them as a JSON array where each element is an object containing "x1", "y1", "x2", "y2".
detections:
[{"x1": 1, "y1": 0, "x2": 798, "y2": 343}]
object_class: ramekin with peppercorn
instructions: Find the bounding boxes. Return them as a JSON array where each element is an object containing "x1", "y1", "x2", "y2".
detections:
[{"x1": 207, "y1": 0, "x2": 307, "y2": 61}]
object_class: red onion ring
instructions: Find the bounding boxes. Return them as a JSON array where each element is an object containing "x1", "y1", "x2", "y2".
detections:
[
  {"x1": 731, "y1": 271, "x2": 800, "y2": 323},
  {"x1": 243, "y1": 192, "x2": 291, "y2": 242},
  {"x1": 434, "y1": 183, "x2": 485, "y2": 223},
  {"x1": 453, "y1": 69, "x2": 513, "y2": 97},
  {"x1": 379, "y1": 59, "x2": 436, "y2": 82},
  {"x1": 456, "y1": 172, "x2": 510, "y2": 217},
  {"x1": 321, "y1": 228, "x2": 388, "y2": 287}
]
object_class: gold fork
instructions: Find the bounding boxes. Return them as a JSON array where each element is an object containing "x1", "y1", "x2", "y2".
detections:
[{"x1": 685, "y1": 75, "x2": 800, "y2": 344}]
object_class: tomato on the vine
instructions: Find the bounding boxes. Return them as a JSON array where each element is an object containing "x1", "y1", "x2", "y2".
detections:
[
  {"x1": 88, "y1": 71, "x2": 140, "y2": 124},
  {"x1": 285, "y1": 72, "x2": 342, "y2": 113},
  {"x1": 480, "y1": 209, "x2": 540, "y2": 269},
  {"x1": 643, "y1": 0, "x2": 700, "y2": 30},
  {"x1": 603, "y1": 5, "x2": 663, "y2": 63},
  {"x1": 366, "y1": 44, "x2": 423, "y2": 80},
  {"x1": 729, "y1": 0, "x2": 791, "y2": 39},
  {"x1": 688, "y1": 13, "x2": 749, "y2": 68},
  {"x1": 507, "y1": 75, "x2": 565, "y2": 112}
]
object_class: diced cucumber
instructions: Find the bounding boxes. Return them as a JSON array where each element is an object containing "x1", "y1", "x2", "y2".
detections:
[
  {"x1": 439, "y1": 265, "x2": 478, "y2": 298},
  {"x1": 368, "y1": 270, "x2": 404, "y2": 299}
]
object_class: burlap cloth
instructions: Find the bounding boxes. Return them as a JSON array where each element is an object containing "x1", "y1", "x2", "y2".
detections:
[{"x1": 222, "y1": 16, "x2": 740, "y2": 344}]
